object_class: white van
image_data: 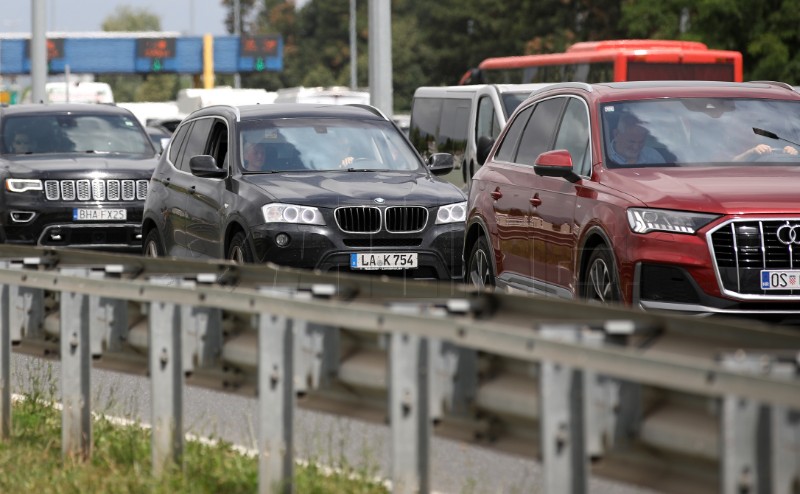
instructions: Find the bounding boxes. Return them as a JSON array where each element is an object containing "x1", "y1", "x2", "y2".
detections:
[
  {"x1": 44, "y1": 81, "x2": 114, "y2": 104},
  {"x1": 274, "y1": 86, "x2": 370, "y2": 105},
  {"x1": 409, "y1": 84, "x2": 551, "y2": 188}
]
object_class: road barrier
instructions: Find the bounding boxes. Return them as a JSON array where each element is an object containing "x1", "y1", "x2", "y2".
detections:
[{"x1": 0, "y1": 244, "x2": 798, "y2": 493}]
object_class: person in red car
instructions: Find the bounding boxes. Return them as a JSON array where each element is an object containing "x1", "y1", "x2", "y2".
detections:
[{"x1": 608, "y1": 113, "x2": 665, "y2": 165}]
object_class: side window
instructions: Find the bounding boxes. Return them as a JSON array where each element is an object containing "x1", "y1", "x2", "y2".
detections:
[
  {"x1": 206, "y1": 119, "x2": 228, "y2": 170},
  {"x1": 176, "y1": 118, "x2": 213, "y2": 172},
  {"x1": 168, "y1": 123, "x2": 191, "y2": 166},
  {"x1": 494, "y1": 105, "x2": 533, "y2": 163},
  {"x1": 409, "y1": 97, "x2": 442, "y2": 158},
  {"x1": 553, "y1": 98, "x2": 591, "y2": 176},
  {"x1": 515, "y1": 97, "x2": 566, "y2": 165},
  {"x1": 475, "y1": 95, "x2": 500, "y2": 142},
  {"x1": 438, "y1": 98, "x2": 470, "y2": 165}
]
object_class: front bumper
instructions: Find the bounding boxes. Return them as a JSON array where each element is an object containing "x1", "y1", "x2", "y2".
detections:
[{"x1": 248, "y1": 222, "x2": 464, "y2": 281}]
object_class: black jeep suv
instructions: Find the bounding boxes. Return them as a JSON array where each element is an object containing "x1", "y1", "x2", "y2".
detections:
[
  {"x1": 141, "y1": 103, "x2": 466, "y2": 280},
  {"x1": 0, "y1": 104, "x2": 158, "y2": 252}
]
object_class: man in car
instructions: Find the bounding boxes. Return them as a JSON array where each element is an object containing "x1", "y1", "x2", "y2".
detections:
[
  {"x1": 243, "y1": 141, "x2": 268, "y2": 171},
  {"x1": 608, "y1": 113, "x2": 665, "y2": 165}
]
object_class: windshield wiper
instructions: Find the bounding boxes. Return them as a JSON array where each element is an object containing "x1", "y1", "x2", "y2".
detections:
[{"x1": 753, "y1": 127, "x2": 800, "y2": 147}]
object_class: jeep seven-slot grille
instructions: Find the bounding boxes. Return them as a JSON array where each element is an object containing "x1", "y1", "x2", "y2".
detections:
[
  {"x1": 710, "y1": 220, "x2": 800, "y2": 295},
  {"x1": 44, "y1": 179, "x2": 148, "y2": 201},
  {"x1": 334, "y1": 206, "x2": 428, "y2": 233}
]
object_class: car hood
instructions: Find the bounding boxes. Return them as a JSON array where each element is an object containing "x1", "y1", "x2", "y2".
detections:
[
  {"x1": 603, "y1": 166, "x2": 800, "y2": 213},
  {"x1": 244, "y1": 170, "x2": 466, "y2": 206},
  {"x1": 1, "y1": 154, "x2": 158, "y2": 178}
]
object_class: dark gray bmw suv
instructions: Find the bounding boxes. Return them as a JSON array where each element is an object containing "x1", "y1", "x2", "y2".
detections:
[{"x1": 141, "y1": 103, "x2": 466, "y2": 280}]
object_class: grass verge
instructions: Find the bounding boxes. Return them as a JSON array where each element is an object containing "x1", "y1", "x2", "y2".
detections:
[{"x1": 0, "y1": 385, "x2": 389, "y2": 494}]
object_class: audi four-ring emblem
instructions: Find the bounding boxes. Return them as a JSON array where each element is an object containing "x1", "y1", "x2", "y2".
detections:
[{"x1": 776, "y1": 223, "x2": 800, "y2": 245}]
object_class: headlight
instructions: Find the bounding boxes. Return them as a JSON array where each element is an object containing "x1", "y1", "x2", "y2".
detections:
[
  {"x1": 5, "y1": 179, "x2": 43, "y2": 193},
  {"x1": 627, "y1": 208, "x2": 720, "y2": 234},
  {"x1": 436, "y1": 201, "x2": 467, "y2": 224},
  {"x1": 262, "y1": 203, "x2": 325, "y2": 225}
]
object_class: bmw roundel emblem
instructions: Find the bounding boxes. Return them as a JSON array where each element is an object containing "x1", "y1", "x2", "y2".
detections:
[{"x1": 374, "y1": 197, "x2": 385, "y2": 204}]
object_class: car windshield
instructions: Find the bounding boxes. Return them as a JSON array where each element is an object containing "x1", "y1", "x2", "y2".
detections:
[
  {"x1": 501, "y1": 93, "x2": 530, "y2": 117},
  {"x1": 239, "y1": 117, "x2": 422, "y2": 173},
  {"x1": 601, "y1": 98, "x2": 800, "y2": 167},
  {"x1": 1, "y1": 113, "x2": 155, "y2": 156}
]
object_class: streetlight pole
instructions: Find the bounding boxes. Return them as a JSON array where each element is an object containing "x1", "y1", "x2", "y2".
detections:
[
  {"x1": 350, "y1": 0, "x2": 357, "y2": 89},
  {"x1": 233, "y1": 0, "x2": 241, "y2": 89},
  {"x1": 31, "y1": 0, "x2": 47, "y2": 104}
]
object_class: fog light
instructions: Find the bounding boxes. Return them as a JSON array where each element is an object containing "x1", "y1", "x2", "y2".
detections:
[{"x1": 275, "y1": 233, "x2": 290, "y2": 247}]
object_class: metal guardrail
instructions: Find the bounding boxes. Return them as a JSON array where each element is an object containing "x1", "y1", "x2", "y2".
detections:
[{"x1": 0, "y1": 244, "x2": 798, "y2": 493}]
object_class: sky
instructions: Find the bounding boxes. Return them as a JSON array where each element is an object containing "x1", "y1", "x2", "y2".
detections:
[{"x1": 0, "y1": 0, "x2": 229, "y2": 36}]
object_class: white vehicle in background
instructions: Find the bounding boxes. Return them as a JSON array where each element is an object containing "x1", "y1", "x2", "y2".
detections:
[
  {"x1": 44, "y1": 81, "x2": 114, "y2": 104},
  {"x1": 176, "y1": 87, "x2": 277, "y2": 115},
  {"x1": 274, "y1": 86, "x2": 370, "y2": 105},
  {"x1": 409, "y1": 83, "x2": 551, "y2": 188}
]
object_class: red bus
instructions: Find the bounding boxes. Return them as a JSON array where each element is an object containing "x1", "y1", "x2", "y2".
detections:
[{"x1": 459, "y1": 39, "x2": 743, "y2": 85}]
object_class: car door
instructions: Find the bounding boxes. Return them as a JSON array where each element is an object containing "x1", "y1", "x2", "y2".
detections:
[
  {"x1": 158, "y1": 120, "x2": 210, "y2": 258},
  {"x1": 184, "y1": 117, "x2": 230, "y2": 259},
  {"x1": 484, "y1": 98, "x2": 565, "y2": 291},
  {"x1": 533, "y1": 97, "x2": 590, "y2": 296},
  {"x1": 510, "y1": 97, "x2": 567, "y2": 292}
]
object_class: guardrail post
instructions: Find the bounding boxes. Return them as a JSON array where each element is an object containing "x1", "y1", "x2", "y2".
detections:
[
  {"x1": 429, "y1": 340, "x2": 477, "y2": 421},
  {"x1": 257, "y1": 301, "x2": 294, "y2": 494},
  {"x1": 294, "y1": 321, "x2": 337, "y2": 393},
  {"x1": 148, "y1": 277, "x2": 183, "y2": 476},
  {"x1": 60, "y1": 267, "x2": 92, "y2": 460},
  {"x1": 8, "y1": 260, "x2": 44, "y2": 343},
  {"x1": 390, "y1": 331, "x2": 430, "y2": 494},
  {"x1": 539, "y1": 324, "x2": 588, "y2": 494},
  {"x1": 180, "y1": 279, "x2": 222, "y2": 375},
  {"x1": 89, "y1": 268, "x2": 130, "y2": 357},
  {"x1": 0, "y1": 262, "x2": 11, "y2": 439},
  {"x1": 721, "y1": 351, "x2": 800, "y2": 494}
]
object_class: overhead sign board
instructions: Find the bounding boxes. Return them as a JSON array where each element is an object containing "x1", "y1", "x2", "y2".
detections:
[
  {"x1": 24, "y1": 38, "x2": 65, "y2": 60},
  {"x1": 136, "y1": 38, "x2": 177, "y2": 59},
  {"x1": 240, "y1": 35, "x2": 280, "y2": 57}
]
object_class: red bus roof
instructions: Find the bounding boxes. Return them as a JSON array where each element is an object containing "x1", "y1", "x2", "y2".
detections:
[{"x1": 566, "y1": 39, "x2": 708, "y2": 52}]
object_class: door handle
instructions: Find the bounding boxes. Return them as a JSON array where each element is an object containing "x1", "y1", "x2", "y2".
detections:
[
  {"x1": 490, "y1": 188, "x2": 502, "y2": 200},
  {"x1": 189, "y1": 186, "x2": 196, "y2": 194},
  {"x1": 529, "y1": 194, "x2": 542, "y2": 207}
]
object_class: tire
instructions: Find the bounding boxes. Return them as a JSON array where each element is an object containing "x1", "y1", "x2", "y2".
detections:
[
  {"x1": 227, "y1": 231, "x2": 255, "y2": 263},
  {"x1": 467, "y1": 237, "x2": 495, "y2": 290},
  {"x1": 579, "y1": 245, "x2": 621, "y2": 304},
  {"x1": 143, "y1": 229, "x2": 165, "y2": 258}
]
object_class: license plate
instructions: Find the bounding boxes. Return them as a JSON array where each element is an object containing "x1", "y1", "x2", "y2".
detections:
[
  {"x1": 73, "y1": 208, "x2": 127, "y2": 221},
  {"x1": 350, "y1": 252, "x2": 418, "y2": 270},
  {"x1": 760, "y1": 270, "x2": 800, "y2": 289}
]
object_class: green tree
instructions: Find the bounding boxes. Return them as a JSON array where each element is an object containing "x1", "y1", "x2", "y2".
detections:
[
  {"x1": 619, "y1": 0, "x2": 800, "y2": 83},
  {"x1": 98, "y1": 6, "x2": 184, "y2": 102}
]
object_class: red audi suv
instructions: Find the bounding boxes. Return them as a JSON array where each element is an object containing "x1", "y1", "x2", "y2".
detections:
[{"x1": 465, "y1": 80, "x2": 800, "y2": 324}]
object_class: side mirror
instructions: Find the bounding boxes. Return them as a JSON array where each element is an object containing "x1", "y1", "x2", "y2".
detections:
[
  {"x1": 189, "y1": 155, "x2": 226, "y2": 178},
  {"x1": 427, "y1": 153, "x2": 454, "y2": 176},
  {"x1": 533, "y1": 149, "x2": 580, "y2": 183},
  {"x1": 476, "y1": 136, "x2": 494, "y2": 166}
]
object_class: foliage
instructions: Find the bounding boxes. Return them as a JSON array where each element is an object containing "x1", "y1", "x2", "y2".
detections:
[
  {"x1": 619, "y1": 0, "x2": 800, "y2": 82},
  {"x1": 98, "y1": 0, "x2": 800, "y2": 108},
  {"x1": 0, "y1": 377, "x2": 388, "y2": 493}
]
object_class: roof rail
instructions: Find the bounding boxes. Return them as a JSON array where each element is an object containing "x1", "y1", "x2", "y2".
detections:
[
  {"x1": 346, "y1": 103, "x2": 389, "y2": 120},
  {"x1": 748, "y1": 80, "x2": 795, "y2": 91}
]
